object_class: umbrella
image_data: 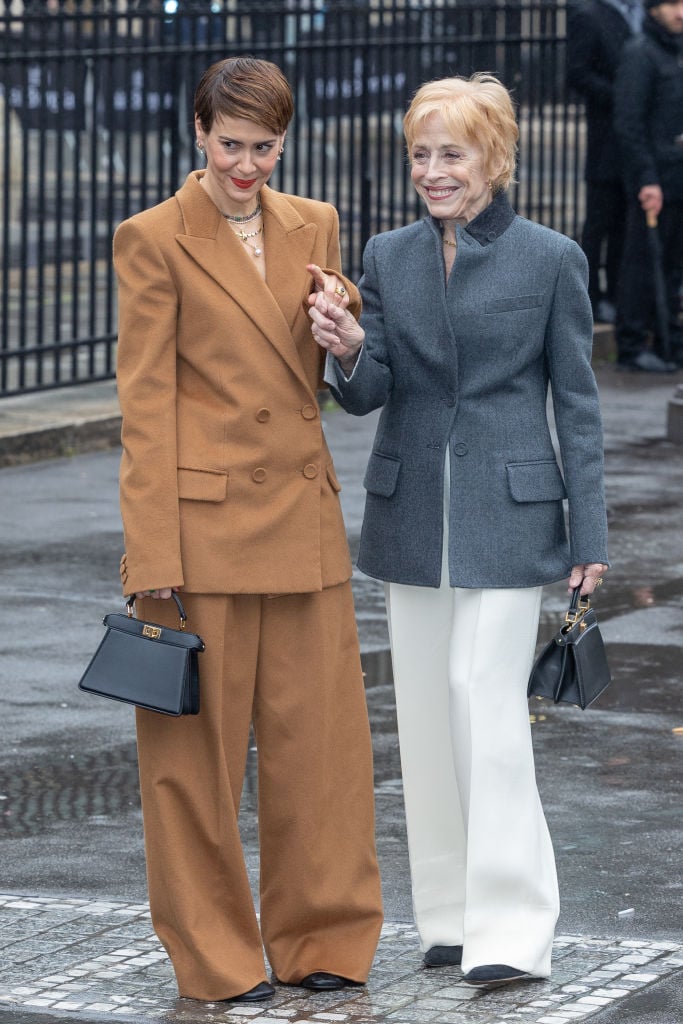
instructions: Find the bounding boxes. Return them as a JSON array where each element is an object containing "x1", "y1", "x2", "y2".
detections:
[{"x1": 645, "y1": 209, "x2": 671, "y2": 363}]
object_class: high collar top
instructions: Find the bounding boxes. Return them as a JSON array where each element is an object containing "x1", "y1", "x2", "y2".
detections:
[{"x1": 427, "y1": 190, "x2": 517, "y2": 248}]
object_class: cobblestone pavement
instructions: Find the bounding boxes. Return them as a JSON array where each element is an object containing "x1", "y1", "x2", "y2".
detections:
[{"x1": 1, "y1": 894, "x2": 681, "y2": 1024}]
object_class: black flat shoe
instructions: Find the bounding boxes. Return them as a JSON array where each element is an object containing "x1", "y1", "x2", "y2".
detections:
[
  {"x1": 299, "y1": 971, "x2": 352, "y2": 991},
  {"x1": 463, "y1": 964, "x2": 534, "y2": 988},
  {"x1": 226, "y1": 981, "x2": 275, "y2": 1002},
  {"x1": 423, "y1": 944, "x2": 463, "y2": 967}
]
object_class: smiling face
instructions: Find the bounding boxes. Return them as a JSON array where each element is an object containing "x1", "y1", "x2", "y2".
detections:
[
  {"x1": 409, "y1": 112, "x2": 493, "y2": 226},
  {"x1": 195, "y1": 113, "x2": 285, "y2": 215}
]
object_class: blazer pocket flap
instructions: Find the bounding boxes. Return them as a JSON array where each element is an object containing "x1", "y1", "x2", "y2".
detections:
[
  {"x1": 178, "y1": 467, "x2": 228, "y2": 502},
  {"x1": 485, "y1": 293, "x2": 543, "y2": 313},
  {"x1": 507, "y1": 460, "x2": 567, "y2": 502},
  {"x1": 326, "y1": 464, "x2": 342, "y2": 492},
  {"x1": 363, "y1": 452, "x2": 401, "y2": 497}
]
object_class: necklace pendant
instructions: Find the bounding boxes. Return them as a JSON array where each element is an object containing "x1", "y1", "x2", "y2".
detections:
[
  {"x1": 237, "y1": 229, "x2": 248, "y2": 242},
  {"x1": 253, "y1": 247, "x2": 262, "y2": 257}
]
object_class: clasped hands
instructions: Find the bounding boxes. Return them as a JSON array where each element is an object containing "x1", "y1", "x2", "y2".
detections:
[{"x1": 306, "y1": 263, "x2": 364, "y2": 374}]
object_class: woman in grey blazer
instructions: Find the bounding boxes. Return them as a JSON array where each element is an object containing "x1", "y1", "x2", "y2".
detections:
[{"x1": 309, "y1": 74, "x2": 609, "y2": 988}]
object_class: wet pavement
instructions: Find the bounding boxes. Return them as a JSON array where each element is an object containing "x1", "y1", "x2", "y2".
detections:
[{"x1": 0, "y1": 363, "x2": 682, "y2": 1023}]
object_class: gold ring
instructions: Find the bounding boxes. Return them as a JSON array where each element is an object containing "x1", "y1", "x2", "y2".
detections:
[
  {"x1": 595, "y1": 577, "x2": 603, "y2": 586},
  {"x1": 335, "y1": 285, "x2": 346, "y2": 297}
]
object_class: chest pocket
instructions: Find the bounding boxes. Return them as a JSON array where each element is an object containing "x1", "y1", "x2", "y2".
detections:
[{"x1": 485, "y1": 294, "x2": 543, "y2": 314}]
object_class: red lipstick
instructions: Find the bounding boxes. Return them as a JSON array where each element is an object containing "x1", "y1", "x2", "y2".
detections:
[{"x1": 231, "y1": 178, "x2": 257, "y2": 189}]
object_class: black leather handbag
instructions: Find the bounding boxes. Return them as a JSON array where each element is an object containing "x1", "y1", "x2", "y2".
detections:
[
  {"x1": 528, "y1": 588, "x2": 611, "y2": 710},
  {"x1": 78, "y1": 593, "x2": 204, "y2": 715}
]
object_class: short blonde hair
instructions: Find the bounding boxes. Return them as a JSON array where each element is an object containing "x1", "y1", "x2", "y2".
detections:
[{"x1": 403, "y1": 73, "x2": 518, "y2": 193}]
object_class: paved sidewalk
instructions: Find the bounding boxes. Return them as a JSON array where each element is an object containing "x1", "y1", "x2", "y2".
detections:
[{"x1": 1, "y1": 894, "x2": 681, "y2": 1024}]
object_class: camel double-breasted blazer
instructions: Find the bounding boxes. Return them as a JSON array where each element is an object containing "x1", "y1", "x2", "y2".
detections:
[{"x1": 114, "y1": 171, "x2": 359, "y2": 597}]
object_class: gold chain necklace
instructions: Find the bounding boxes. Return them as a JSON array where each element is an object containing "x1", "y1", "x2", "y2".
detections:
[
  {"x1": 442, "y1": 237, "x2": 457, "y2": 249},
  {"x1": 231, "y1": 224, "x2": 263, "y2": 258}
]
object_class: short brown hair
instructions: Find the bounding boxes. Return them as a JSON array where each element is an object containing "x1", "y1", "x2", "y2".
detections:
[
  {"x1": 194, "y1": 57, "x2": 294, "y2": 135},
  {"x1": 403, "y1": 73, "x2": 518, "y2": 193}
]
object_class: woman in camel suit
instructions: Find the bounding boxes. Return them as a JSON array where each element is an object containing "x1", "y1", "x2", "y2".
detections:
[{"x1": 113, "y1": 57, "x2": 382, "y2": 1005}]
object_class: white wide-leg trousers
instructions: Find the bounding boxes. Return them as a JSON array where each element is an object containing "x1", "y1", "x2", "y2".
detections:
[{"x1": 385, "y1": 480, "x2": 560, "y2": 977}]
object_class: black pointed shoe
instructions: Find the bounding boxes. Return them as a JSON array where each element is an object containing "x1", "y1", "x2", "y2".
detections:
[
  {"x1": 226, "y1": 981, "x2": 275, "y2": 1002},
  {"x1": 423, "y1": 945, "x2": 463, "y2": 967},
  {"x1": 463, "y1": 964, "x2": 534, "y2": 988},
  {"x1": 299, "y1": 972, "x2": 353, "y2": 991}
]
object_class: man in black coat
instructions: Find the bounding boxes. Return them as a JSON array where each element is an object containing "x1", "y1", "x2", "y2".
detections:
[
  {"x1": 613, "y1": 0, "x2": 683, "y2": 371},
  {"x1": 566, "y1": 0, "x2": 643, "y2": 324}
]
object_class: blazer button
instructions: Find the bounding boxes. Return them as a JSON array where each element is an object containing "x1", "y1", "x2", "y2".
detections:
[
  {"x1": 252, "y1": 467, "x2": 267, "y2": 483},
  {"x1": 301, "y1": 403, "x2": 318, "y2": 420},
  {"x1": 303, "y1": 463, "x2": 318, "y2": 479},
  {"x1": 454, "y1": 442, "x2": 468, "y2": 456},
  {"x1": 256, "y1": 408, "x2": 271, "y2": 423}
]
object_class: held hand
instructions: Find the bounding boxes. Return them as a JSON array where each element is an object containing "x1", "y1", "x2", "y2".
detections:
[
  {"x1": 568, "y1": 564, "x2": 608, "y2": 597},
  {"x1": 134, "y1": 587, "x2": 179, "y2": 600},
  {"x1": 309, "y1": 293, "x2": 365, "y2": 368},
  {"x1": 638, "y1": 185, "x2": 663, "y2": 218},
  {"x1": 306, "y1": 263, "x2": 351, "y2": 311}
]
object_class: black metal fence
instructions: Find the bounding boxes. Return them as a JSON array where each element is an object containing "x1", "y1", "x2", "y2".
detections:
[{"x1": 0, "y1": 0, "x2": 584, "y2": 397}]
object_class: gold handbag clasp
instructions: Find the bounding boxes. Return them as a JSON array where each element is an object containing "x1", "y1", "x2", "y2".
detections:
[{"x1": 142, "y1": 625, "x2": 162, "y2": 640}]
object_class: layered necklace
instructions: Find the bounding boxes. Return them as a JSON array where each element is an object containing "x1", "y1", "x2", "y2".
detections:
[{"x1": 222, "y1": 202, "x2": 264, "y2": 258}]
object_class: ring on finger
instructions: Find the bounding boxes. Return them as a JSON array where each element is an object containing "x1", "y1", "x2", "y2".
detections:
[
  {"x1": 334, "y1": 285, "x2": 346, "y2": 297},
  {"x1": 595, "y1": 577, "x2": 604, "y2": 586}
]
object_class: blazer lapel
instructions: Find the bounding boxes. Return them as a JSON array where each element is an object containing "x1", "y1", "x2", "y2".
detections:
[
  {"x1": 174, "y1": 175, "x2": 316, "y2": 393},
  {"x1": 260, "y1": 186, "x2": 319, "y2": 333}
]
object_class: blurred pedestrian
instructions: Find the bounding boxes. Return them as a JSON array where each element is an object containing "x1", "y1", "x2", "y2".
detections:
[
  {"x1": 309, "y1": 73, "x2": 609, "y2": 989},
  {"x1": 613, "y1": 0, "x2": 683, "y2": 371},
  {"x1": 113, "y1": 56, "x2": 382, "y2": 1005},
  {"x1": 566, "y1": 0, "x2": 643, "y2": 323}
]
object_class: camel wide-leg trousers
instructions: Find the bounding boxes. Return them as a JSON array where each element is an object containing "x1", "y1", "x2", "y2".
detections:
[
  {"x1": 134, "y1": 584, "x2": 383, "y2": 1001},
  {"x1": 385, "y1": 522, "x2": 559, "y2": 977}
]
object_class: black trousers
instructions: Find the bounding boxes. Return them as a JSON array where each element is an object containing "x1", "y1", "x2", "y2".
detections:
[
  {"x1": 581, "y1": 178, "x2": 627, "y2": 309},
  {"x1": 615, "y1": 199, "x2": 683, "y2": 362}
]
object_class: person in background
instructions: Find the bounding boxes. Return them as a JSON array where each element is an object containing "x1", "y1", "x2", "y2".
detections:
[
  {"x1": 309, "y1": 73, "x2": 609, "y2": 990},
  {"x1": 566, "y1": 0, "x2": 643, "y2": 324},
  {"x1": 113, "y1": 56, "x2": 382, "y2": 1006},
  {"x1": 613, "y1": 0, "x2": 683, "y2": 371}
]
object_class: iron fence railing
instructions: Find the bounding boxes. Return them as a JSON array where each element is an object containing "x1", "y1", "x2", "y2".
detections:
[{"x1": 0, "y1": 1, "x2": 584, "y2": 397}]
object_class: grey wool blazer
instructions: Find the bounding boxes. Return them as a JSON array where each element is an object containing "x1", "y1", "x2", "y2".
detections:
[{"x1": 329, "y1": 194, "x2": 609, "y2": 589}]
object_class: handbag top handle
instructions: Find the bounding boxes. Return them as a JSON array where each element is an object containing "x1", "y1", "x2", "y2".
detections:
[
  {"x1": 565, "y1": 587, "x2": 591, "y2": 629},
  {"x1": 126, "y1": 592, "x2": 188, "y2": 630}
]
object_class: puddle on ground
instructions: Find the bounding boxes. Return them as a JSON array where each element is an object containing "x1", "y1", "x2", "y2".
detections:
[{"x1": 0, "y1": 744, "x2": 142, "y2": 839}]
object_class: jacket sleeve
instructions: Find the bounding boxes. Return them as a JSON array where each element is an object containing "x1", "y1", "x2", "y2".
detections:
[
  {"x1": 327, "y1": 234, "x2": 394, "y2": 414},
  {"x1": 614, "y1": 40, "x2": 659, "y2": 194},
  {"x1": 311, "y1": 204, "x2": 361, "y2": 390},
  {"x1": 113, "y1": 217, "x2": 184, "y2": 596},
  {"x1": 544, "y1": 239, "x2": 609, "y2": 567}
]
